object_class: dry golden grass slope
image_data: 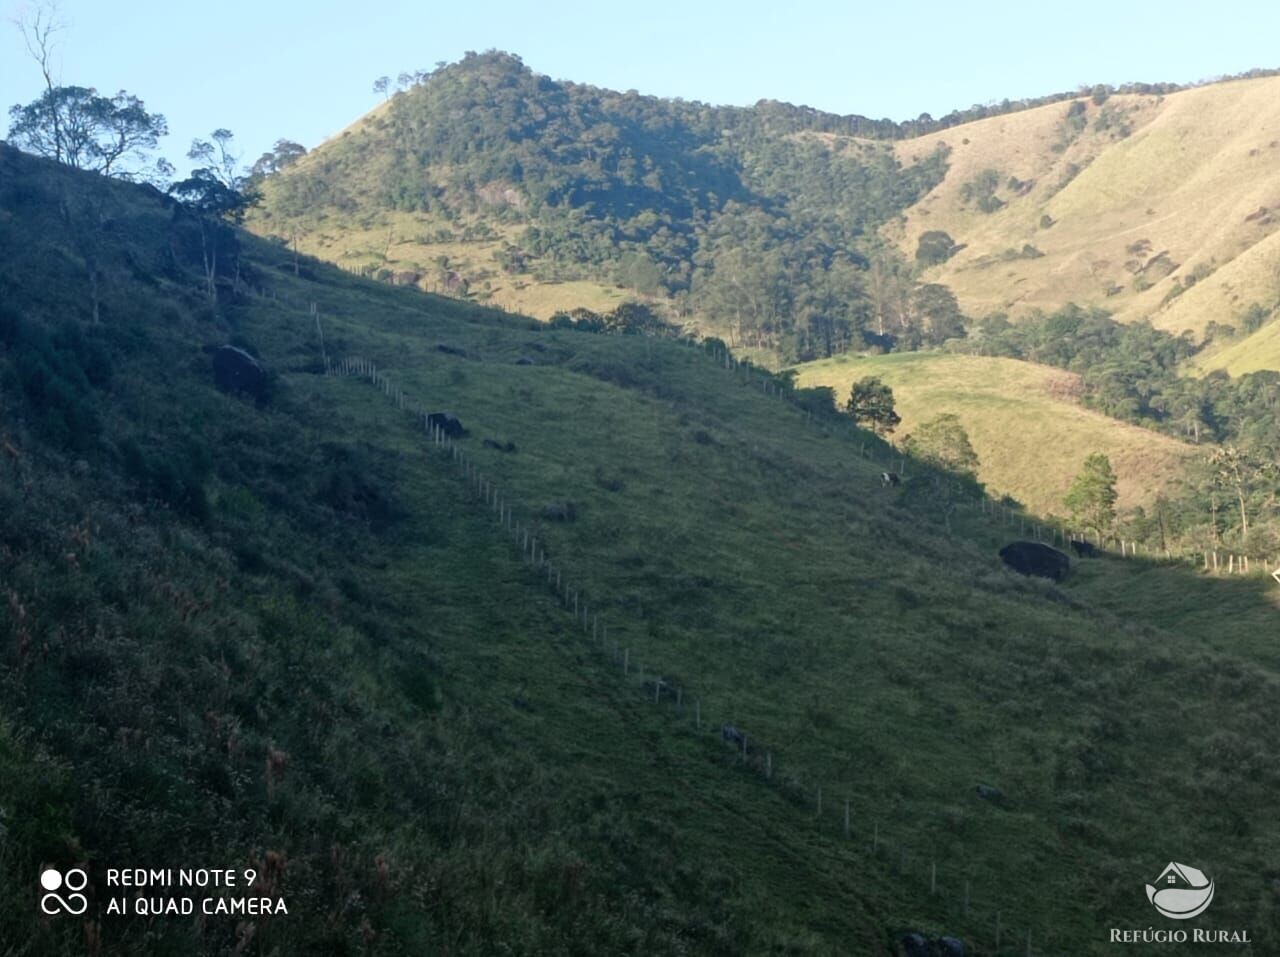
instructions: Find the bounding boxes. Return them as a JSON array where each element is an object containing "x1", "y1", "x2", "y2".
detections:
[
  {"x1": 1191, "y1": 315, "x2": 1280, "y2": 375},
  {"x1": 794, "y1": 352, "x2": 1197, "y2": 515},
  {"x1": 885, "y1": 77, "x2": 1280, "y2": 343}
]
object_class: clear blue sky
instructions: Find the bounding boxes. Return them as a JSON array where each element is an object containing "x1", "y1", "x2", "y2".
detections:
[{"x1": 4, "y1": 0, "x2": 1279, "y2": 172}]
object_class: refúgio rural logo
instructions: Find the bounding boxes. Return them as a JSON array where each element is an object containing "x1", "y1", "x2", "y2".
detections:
[{"x1": 1145, "y1": 862, "x2": 1215, "y2": 920}]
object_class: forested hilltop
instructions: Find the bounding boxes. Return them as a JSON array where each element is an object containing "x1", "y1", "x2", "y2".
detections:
[{"x1": 250, "y1": 50, "x2": 952, "y2": 361}]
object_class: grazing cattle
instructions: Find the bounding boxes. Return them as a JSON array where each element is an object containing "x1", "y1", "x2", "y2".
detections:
[
  {"x1": 998, "y1": 541, "x2": 1070, "y2": 582},
  {"x1": 935, "y1": 937, "x2": 966, "y2": 957},
  {"x1": 482, "y1": 438, "x2": 517, "y2": 453},
  {"x1": 1070, "y1": 539, "x2": 1100, "y2": 558},
  {"x1": 721, "y1": 724, "x2": 745, "y2": 746},
  {"x1": 542, "y1": 501, "x2": 577, "y2": 522},
  {"x1": 436, "y1": 343, "x2": 467, "y2": 357},
  {"x1": 427, "y1": 411, "x2": 467, "y2": 438},
  {"x1": 881, "y1": 471, "x2": 900, "y2": 487},
  {"x1": 212, "y1": 345, "x2": 268, "y2": 400}
]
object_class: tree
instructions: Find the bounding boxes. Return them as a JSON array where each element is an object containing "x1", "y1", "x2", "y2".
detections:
[
  {"x1": 250, "y1": 139, "x2": 307, "y2": 178},
  {"x1": 12, "y1": 0, "x2": 65, "y2": 161},
  {"x1": 913, "y1": 283, "x2": 966, "y2": 346},
  {"x1": 902, "y1": 413, "x2": 981, "y2": 531},
  {"x1": 903, "y1": 414, "x2": 979, "y2": 478},
  {"x1": 1207, "y1": 446, "x2": 1276, "y2": 543},
  {"x1": 171, "y1": 130, "x2": 256, "y2": 302},
  {"x1": 373, "y1": 76, "x2": 390, "y2": 100},
  {"x1": 915, "y1": 230, "x2": 959, "y2": 267},
  {"x1": 8, "y1": 86, "x2": 167, "y2": 176},
  {"x1": 846, "y1": 377, "x2": 901, "y2": 436},
  {"x1": 1064, "y1": 453, "x2": 1118, "y2": 537}
]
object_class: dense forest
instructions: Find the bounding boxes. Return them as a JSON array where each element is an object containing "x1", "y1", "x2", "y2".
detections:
[{"x1": 258, "y1": 51, "x2": 951, "y2": 362}]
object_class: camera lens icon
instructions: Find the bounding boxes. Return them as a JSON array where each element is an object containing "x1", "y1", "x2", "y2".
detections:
[{"x1": 40, "y1": 868, "x2": 88, "y2": 915}]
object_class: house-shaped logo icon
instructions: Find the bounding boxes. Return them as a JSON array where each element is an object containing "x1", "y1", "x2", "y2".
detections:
[{"x1": 1146, "y1": 862, "x2": 1214, "y2": 919}]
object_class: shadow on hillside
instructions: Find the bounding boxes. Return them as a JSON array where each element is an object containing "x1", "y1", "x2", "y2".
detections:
[{"x1": 1067, "y1": 551, "x2": 1280, "y2": 661}]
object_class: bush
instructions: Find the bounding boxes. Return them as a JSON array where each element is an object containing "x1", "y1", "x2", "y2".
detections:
[{"x1": 915, "y1": 230, "x2": 959, "y2": 266}]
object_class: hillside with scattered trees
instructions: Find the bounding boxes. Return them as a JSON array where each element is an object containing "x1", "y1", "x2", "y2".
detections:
[{"x1": 250, "y1": 51, "x2": 952, "y2": 362}]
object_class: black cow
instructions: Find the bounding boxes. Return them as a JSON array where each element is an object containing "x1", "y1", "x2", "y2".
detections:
[
  {"x1": 998, "y1": 541, "x2": 1071, "y2": 582},
  {"x1": 721, "y1": 724, "x2": 745, "y2": 746},
  {"x1": 881, "y1": 471, "x2": 901, "y2": 487},
  {"x1": 1070, "y1": 539, "x2": 1100, "y2": 558},
  {"x1": 935, "y1": 938, "x2": 966, "y2": 957},
  {"x1": 427, "y1": 411, "x2": 467, "y2": 438}
]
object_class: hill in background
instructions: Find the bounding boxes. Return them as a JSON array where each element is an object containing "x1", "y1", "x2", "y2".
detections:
[
  {"x1": 248, "y1": 50, "x2": 947, "y2": 360},
  {"x1": 250, "y1": 55, "x2": 1280, "y2": 377},
  {"x1": 888, "y1": 76, "x2": 1280, "y2": 349}
]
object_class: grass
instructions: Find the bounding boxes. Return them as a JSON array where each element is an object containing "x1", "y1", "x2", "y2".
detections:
[
  {"x1": 792, "y1": 352, "x2": 1196, "y2": 514},
  {"x1": 5, "y1": 147, "x2": 1280, "y2": 955},
  {"x1": 1191, "y1": 314, "x2": 1280, "y2": 375},
  {"x1": 886, "y1": 75, "x2": 1280, "y2": 342}
]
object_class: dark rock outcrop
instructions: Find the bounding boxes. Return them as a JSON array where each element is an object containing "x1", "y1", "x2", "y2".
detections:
[
  {"x1": 999, "y1": 541, "x2": 1070, "y2": 582},
  {"x1": 213, "y1": 345, "x2": 267, "y2": 400}
]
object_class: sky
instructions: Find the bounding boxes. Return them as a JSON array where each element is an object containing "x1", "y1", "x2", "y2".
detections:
[{"x1": 3, "y1": 0, "x2": 1280, "y2": 173}]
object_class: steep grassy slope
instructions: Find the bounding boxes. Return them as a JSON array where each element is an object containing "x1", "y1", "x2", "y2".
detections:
[
  {"x1": 887, "y1": 76, "x2": 1280, "y2": 344},
  {"x1": 5, "y1": 148, "x2": 1280, "y2": 955},
  {"x1": 793, "y1": 352, "x2": 1196, "y2": 514},
  {"x1": 1192, "y1": 314, "x2": 1280, "y2": 375}
]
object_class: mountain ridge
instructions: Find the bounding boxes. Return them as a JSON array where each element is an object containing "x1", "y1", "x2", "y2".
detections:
[{"x1": 251, "y1": 52, "x2": 1280, "y2": 375}]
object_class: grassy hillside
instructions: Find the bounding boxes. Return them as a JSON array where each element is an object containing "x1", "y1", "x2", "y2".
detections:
[
  {"x1": 1192, "y1": 313, "x2": 1280, "y2": 375},
  {"x1": 793, "y1": 352, "x2": 1196, "y2": 514},
  {"x1": 6, "y1": 146, "x2": 1280, "y2": 955},
  {"x1": 887, "y1": 76, "x2": 1280, "y2": 346}
]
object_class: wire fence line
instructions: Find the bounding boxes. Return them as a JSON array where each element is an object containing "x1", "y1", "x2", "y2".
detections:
[{"x1": 327, "y1": 353, "x2": 1059, "y2": 955}]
